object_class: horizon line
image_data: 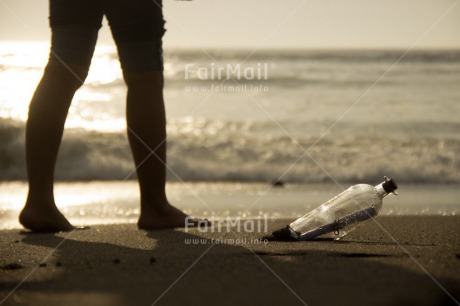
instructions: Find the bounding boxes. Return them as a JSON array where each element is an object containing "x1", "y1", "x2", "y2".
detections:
[{"x1": 1, "y1": 40, "x2": 460, "y2": 52}]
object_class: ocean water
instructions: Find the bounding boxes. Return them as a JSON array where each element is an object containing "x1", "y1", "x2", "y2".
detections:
[
  {"x1": 0, "y1": 181, "x2": 458, "y2": 229},
  {"x1": 0, "y1": 42, "x2": 459, "y2": 227}
]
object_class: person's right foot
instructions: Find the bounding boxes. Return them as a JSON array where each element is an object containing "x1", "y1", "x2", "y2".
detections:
[
  {"x1": 138, "y1": 203, "x2": 210, "y2": 230},
  {"x1": 19, "y1": 204, "x2": 75, "y2": 232}
]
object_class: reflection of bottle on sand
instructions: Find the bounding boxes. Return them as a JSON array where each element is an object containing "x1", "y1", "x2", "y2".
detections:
[{"x1": 270, "y1": 177, "x2": 398, "y2": 241}]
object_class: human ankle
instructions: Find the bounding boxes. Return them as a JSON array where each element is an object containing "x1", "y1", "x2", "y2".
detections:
[
  {"x1": 140, "y1": 194, "x2": 168, "y2": 205},
  {"x1": 26, "y1": 190, "x2": 54, "y2": 204}
]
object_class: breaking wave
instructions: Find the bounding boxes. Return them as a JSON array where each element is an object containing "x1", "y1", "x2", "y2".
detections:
[{"x1": 1, "y1": 118, "x2": 458, "y2": 184}]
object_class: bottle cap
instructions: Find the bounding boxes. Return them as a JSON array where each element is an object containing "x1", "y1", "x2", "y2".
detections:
[{"x1": 382, "y1": 176, "x2": 398, "y2": 194}]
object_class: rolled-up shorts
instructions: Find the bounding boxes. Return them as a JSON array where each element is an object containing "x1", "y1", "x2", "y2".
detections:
[{"x1": 49, "y1": 0, "x2": 165, "y2": 72}]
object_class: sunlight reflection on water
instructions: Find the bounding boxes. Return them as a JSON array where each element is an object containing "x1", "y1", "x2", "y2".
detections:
[{"x1": 0, "y1": 181, "x2": 458, "y2": 229}]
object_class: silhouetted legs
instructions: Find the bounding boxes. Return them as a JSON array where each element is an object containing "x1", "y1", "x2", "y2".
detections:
[
  {"x1": 20, "y1": 62, "x2": 207, "y2": 232},
  {"x1": 124, "y1": 71, "x2": 205, "y2": 229},
  {"x1": 19, "y1": 60, "x2": 88, "y2": 232}
]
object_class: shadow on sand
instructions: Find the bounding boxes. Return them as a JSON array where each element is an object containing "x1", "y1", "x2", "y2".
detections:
[{"x1": 0, "y1": 226, "x2": 458, "y2": 306}]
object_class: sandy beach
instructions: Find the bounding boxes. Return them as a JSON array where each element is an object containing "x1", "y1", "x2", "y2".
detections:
[
  {"x1": 1, "y1": 216, "x2": 459, "y2": 306},
  {"x1": 1, "y1": 1, "x2": 459, "y2": 305}
]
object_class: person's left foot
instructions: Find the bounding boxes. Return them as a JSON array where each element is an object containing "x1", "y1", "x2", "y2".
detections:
[
  {"x1": 137, "y1": 203, "x2": 210, "y2": 230},
  {"x1": 19, "y1": 203, "x2": 75, "y2": 232}
]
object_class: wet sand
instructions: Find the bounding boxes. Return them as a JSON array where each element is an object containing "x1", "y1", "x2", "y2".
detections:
[{"x1": 1, "y1": 216, "x2": 459, "y2": 306}]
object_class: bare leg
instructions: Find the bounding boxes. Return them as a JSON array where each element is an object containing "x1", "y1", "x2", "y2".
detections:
[
  {"x1": 124, "y1": 71, "x2": 207, "y2": 229},
  {"x1": 19, "y1": 60, "x2": 88, "y2": 232}
]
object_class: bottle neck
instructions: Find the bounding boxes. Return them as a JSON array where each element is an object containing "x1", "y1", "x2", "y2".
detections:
[{"x1": 375, "y1": 183, "x2": 389, "y2": 199}]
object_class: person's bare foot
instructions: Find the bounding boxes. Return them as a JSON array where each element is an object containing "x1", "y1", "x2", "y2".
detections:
[
  {"x1": 137, "y1": 203, "x2": 210, "y2": 230},
  {"x1": 19, "y1": 203, "x2": 75, "y2": 232}
]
